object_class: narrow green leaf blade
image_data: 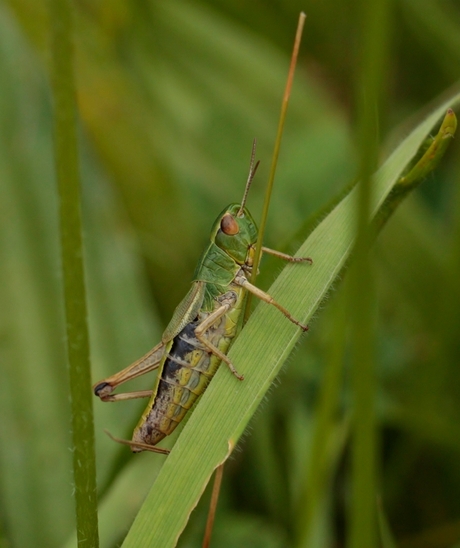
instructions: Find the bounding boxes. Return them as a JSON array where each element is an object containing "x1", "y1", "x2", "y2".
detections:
[{"x1": 121, "y1": 96, "x2": 460, "y2": 548}]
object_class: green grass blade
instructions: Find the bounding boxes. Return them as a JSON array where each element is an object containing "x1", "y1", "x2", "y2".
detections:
[
  {"x1": 294, "y1": 289, "x2": 349, "y2": 547},
  {"x1": 49, "y1": 0, "x2": 99, "y2": 545},
  {"x1": 349, "y1": 1, "x2": 390, "y2": 546},
  {"x1": 119, "y1": 96, "x2": 460, "y2": 548}
]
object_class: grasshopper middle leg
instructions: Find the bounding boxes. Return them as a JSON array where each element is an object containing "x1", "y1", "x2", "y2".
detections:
[{"x1": 194, "y1": 295, "x2": 245, "y2": 380}]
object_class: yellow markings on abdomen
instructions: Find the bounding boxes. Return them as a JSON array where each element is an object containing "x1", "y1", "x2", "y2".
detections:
[{"x1": 132, "y1": 285, "x2": 246, "y2": 444}]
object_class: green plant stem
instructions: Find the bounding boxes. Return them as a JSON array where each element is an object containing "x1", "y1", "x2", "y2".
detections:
[
  {"x1": 49, "y1": 0, "x2": 99, "y2": 545},
  {"x1": 348, "y1": 1, "x2": 390, "y2": 547}
]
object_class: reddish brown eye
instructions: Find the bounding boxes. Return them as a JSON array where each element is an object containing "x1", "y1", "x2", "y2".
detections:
[{"x1": 220, "y1": 213, "x2": 239, "y2": 235}]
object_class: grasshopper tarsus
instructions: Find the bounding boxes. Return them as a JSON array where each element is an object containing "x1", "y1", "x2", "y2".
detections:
[
  {"x1": 286, "y1": 256, "x2": 312, "y2": 265},
  {"x1": 261, "y1": 246, "x2": 313, "y2": 265},
  {"x1": 298, "y1": 257, "x2": 313, "y2": 265},
  {"x1": 291, "y1": 318, "x2": 309, "y2": 332},
  {"x1": 221, "y1": 357, "x2": 244, "y2": 381}
]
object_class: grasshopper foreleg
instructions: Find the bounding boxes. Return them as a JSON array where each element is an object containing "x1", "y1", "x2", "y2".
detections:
[
  {"x1": 195, "y1": 299, "x2": 245, "y2": 381},
  {"x1": 234, "y1": 274, "x2": 309, "y2": 332},
  {"x1": 93, "y1": 341, "x2": 165, "y2": 401}
]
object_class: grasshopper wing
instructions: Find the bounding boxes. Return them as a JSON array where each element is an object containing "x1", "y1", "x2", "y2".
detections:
[{"x1": 162, "y1": 281, "x2": 206, "y2": 342}]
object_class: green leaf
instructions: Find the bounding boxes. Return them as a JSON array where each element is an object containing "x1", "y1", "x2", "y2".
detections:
[{"x1": 117, "y1": 97, "x2": 460, "y2": 547}]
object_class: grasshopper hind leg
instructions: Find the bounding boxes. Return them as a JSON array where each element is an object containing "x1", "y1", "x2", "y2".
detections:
[
  {"x1": 93, "y1": 341, "x2": 165, "y2": 401},
  {"x1": 105, "y1": 431, "x2": 170, "y2": 455}
]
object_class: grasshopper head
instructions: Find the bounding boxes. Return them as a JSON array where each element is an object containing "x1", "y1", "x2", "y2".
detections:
[
  {"x1": 212, "y1": 140, "x2": 260, "y2": 265},
  {"x1": 212, "y1": 204, "x2": 258, "y2": 265}
]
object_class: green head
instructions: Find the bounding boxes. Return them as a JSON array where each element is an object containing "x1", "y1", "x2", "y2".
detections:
[
  {"x1": 211, "y1": 142, "x2": 260, "y2": 265},
  {"x1": 211, "y1": 203, "x2": 258, "y2": 265}
]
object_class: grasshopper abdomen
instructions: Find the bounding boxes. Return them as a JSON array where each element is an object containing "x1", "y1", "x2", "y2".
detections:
[{"x1": 131, "y1": 288, "x2": 244, "y2": 450}]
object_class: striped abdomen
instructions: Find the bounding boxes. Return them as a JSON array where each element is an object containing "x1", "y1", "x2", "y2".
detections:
[{"x1": 131, "y1": 286, "x2": 244, "y2": 450}]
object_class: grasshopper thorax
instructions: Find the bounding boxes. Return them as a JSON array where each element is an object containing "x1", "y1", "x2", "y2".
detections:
[{"x1": 212, "y1": 203, "x2": 258, "y2": 265}]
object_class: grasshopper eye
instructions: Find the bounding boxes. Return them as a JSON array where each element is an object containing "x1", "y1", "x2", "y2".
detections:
[{"x1": 220, "y1": 213, "x2": 239, "y2": 235}]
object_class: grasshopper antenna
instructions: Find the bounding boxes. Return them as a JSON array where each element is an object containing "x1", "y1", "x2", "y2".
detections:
[{"x1": 237, "y1": 138, "x2": 260, "y2": 217}]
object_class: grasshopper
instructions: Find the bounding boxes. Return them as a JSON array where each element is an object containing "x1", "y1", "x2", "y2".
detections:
[{"x1": 93, "y1": 146, "x2": 311, "y2": 454}]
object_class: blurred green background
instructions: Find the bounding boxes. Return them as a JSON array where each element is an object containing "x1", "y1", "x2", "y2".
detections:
[{"x1": 1, "y1": 0, "x2": 460, "y2": 547}]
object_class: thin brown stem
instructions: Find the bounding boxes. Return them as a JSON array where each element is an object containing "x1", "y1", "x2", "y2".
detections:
[
  {"x1": 202, "y1": 464, "x2": 225, "y2": 548},
  {"x1": 202, "y1": 13, "x2": 307, "y2": 548},
  {"x1": 244, "y1": 12, "x2": 307, "y2": 323}
]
